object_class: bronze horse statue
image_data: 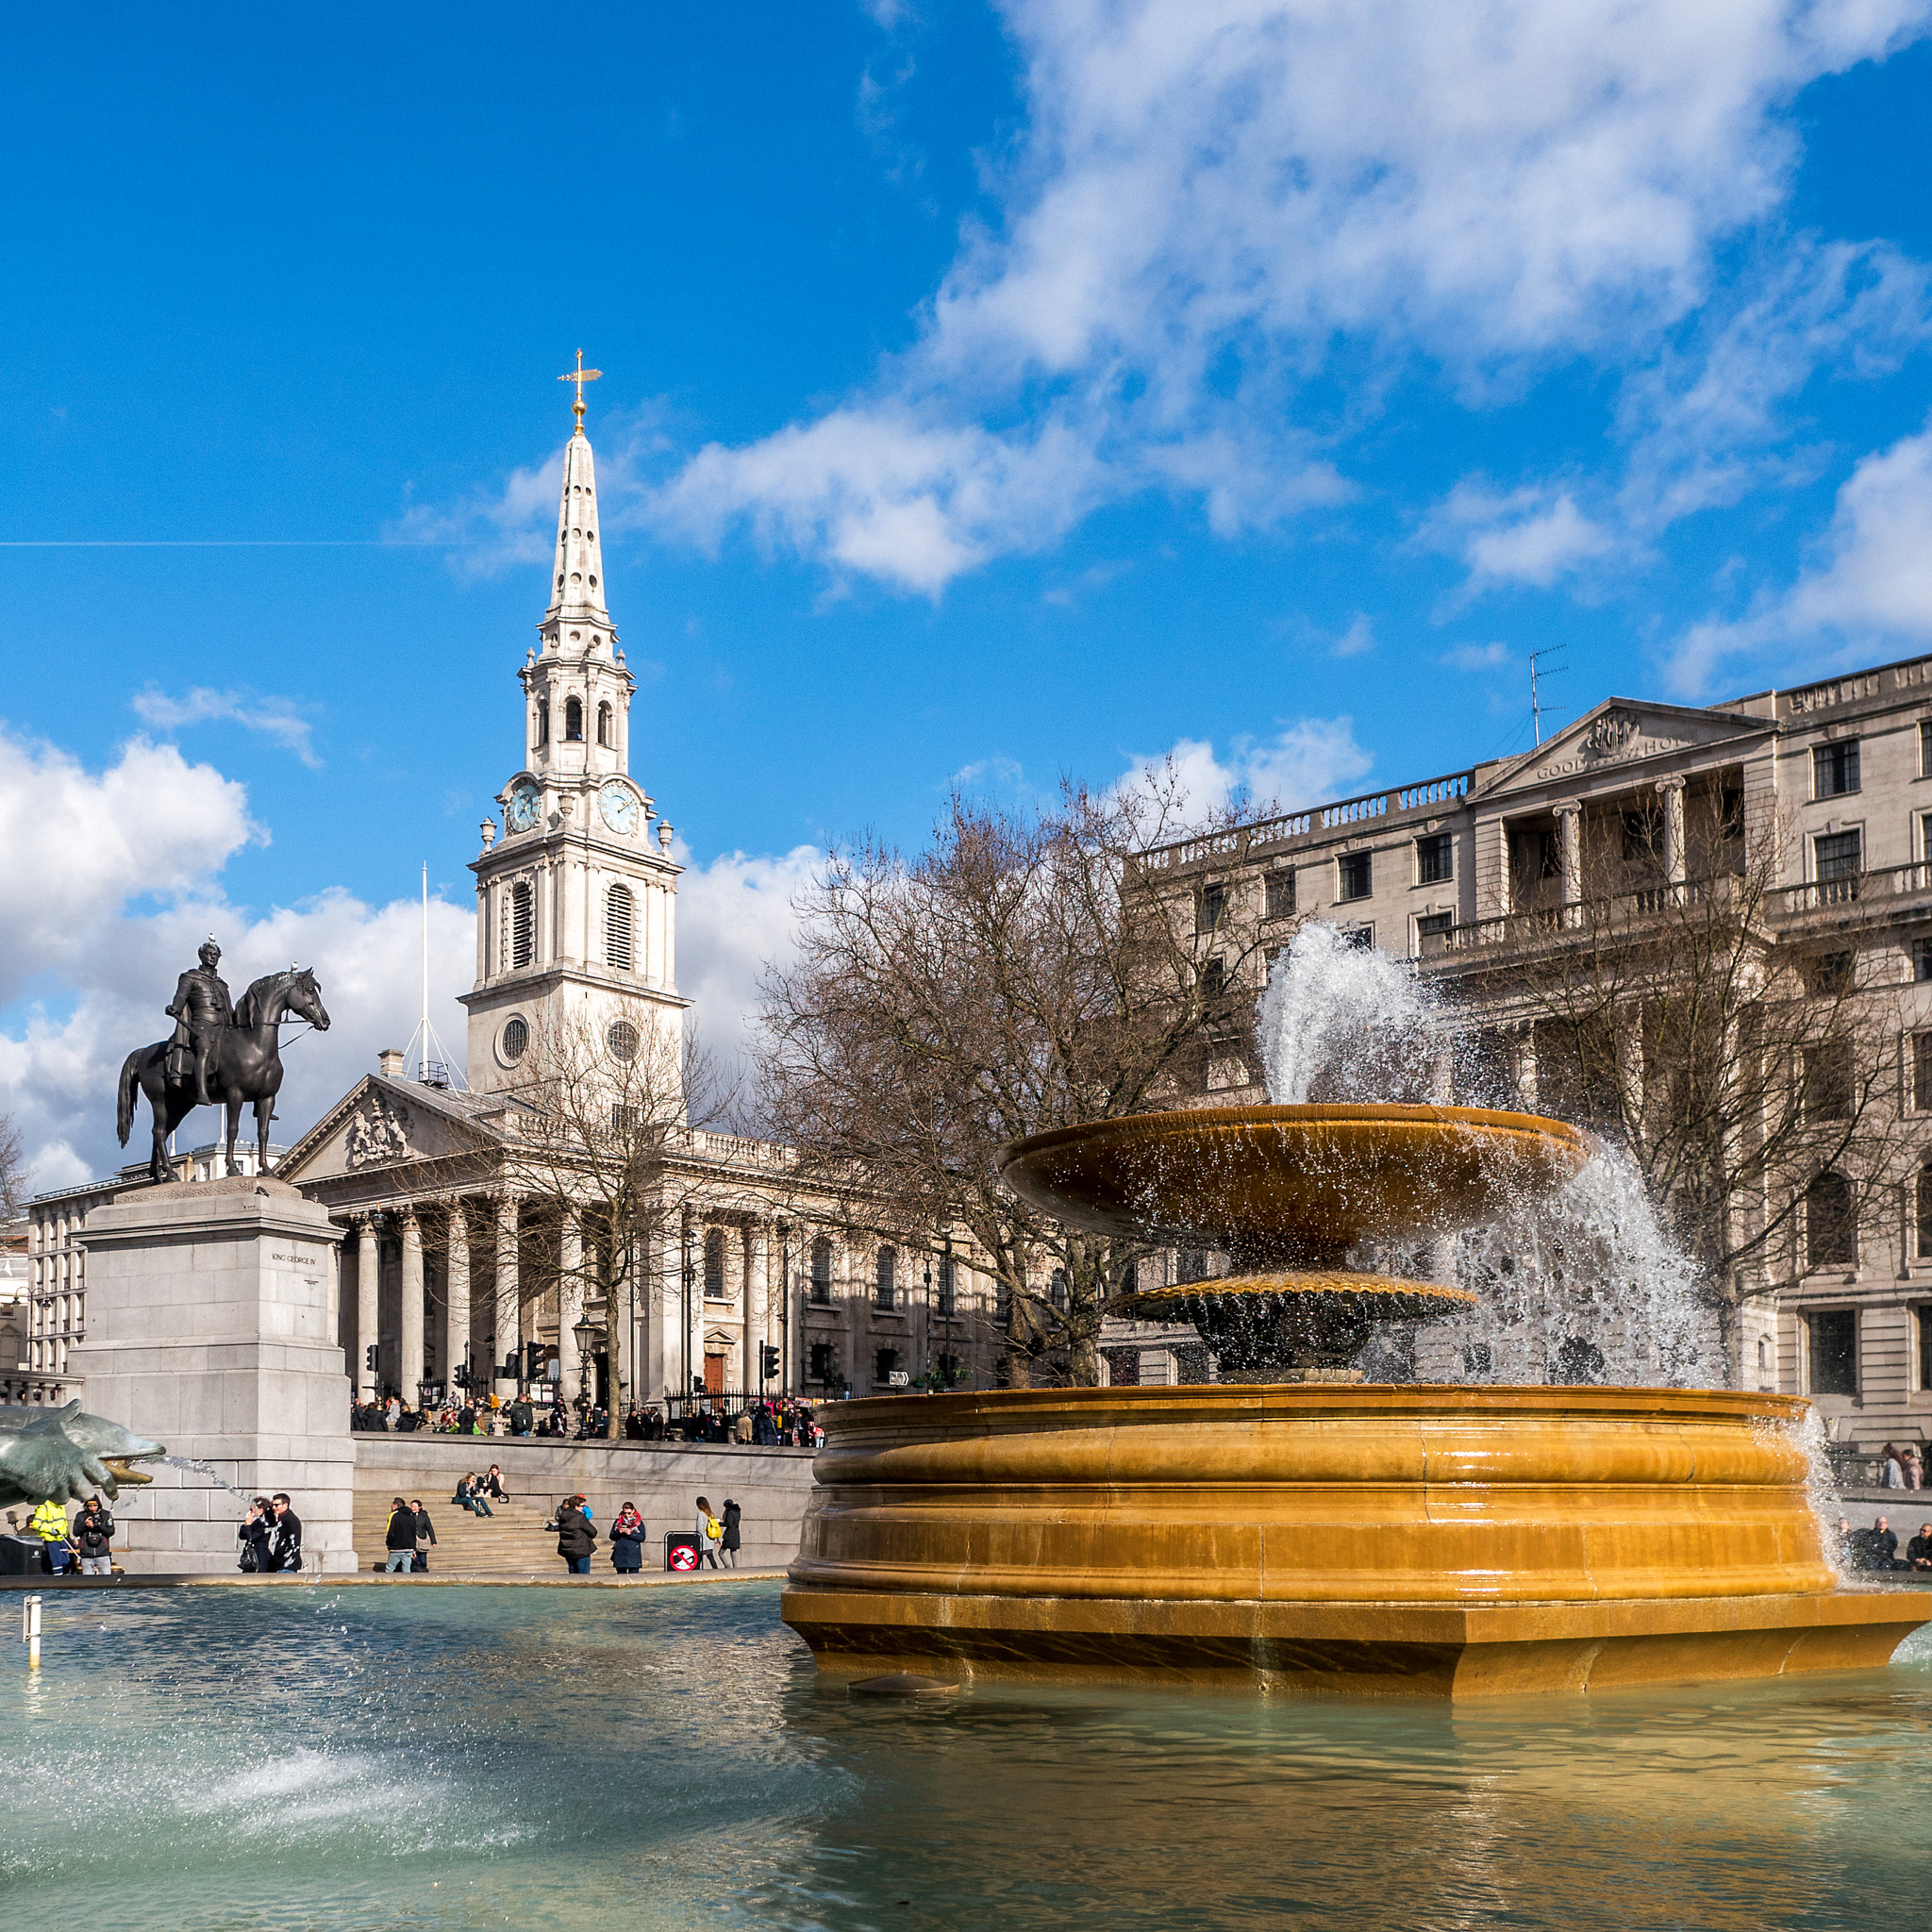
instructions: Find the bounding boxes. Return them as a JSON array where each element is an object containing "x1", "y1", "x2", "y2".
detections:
[{"x1": 117, "y1": 966, "x2": 331, "y2": 1182}]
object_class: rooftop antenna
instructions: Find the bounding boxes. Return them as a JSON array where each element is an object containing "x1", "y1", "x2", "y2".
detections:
[
  {"x1": 1529, "y1": 644, "x2": 1568, "y2": 747},
  {"x1": 403, "y1": 863, "x2": 465, "y2": 1091}
]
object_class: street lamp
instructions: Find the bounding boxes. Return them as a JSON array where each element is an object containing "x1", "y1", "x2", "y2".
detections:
[{"x1": 572, "y1": 1314, "x2": 599, "y2": 1424}]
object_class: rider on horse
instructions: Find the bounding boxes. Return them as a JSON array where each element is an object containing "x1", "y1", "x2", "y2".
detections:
[{"x1": 165, "y1": 937, "x2": 234, "y2": 1108}]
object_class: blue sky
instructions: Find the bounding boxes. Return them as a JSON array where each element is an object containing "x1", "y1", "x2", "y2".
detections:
[{"x1": 6, "y1": 1, "x2": 1932, "y2": 1186}]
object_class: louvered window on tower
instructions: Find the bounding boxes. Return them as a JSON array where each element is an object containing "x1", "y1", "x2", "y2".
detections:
[
  {"x1": 606, "y1": 884, "x2": 635, "y2": 969},
  {"x1": 597, "y1": 702, "x2": 613, "y2": 747},
  {"x1": 565, "y1": 696, "x2": 584, "y2": 741},
  {"x1": 509, "y1": 881, "x2": 534, "y2": 969}
]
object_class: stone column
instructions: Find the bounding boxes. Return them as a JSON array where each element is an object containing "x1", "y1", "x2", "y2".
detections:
[
  {"x1": 748, "y1": 1224, "x2": 770, "y2": 1392},
  {"x1": 1556, "y1": 803, "x2": 1582, "y2": 920},
  {"x1": 558, "y1": 1209, "x2": 585, "y2": 1405},
  {"x1": 355, "y1": 1214, "x2": 378, "y2": 1400},
  {"x1": 1657, "y1": 775, "x2": 1688, "y2": 891},
  {"x1": 398, "y1": 1208, "x2": 425, "y2": 1403},
  {"x1": 445, "y1": 1202, "x2": 471, "y2": 1397},
  {"x1": 493, "y1": 1192, "x2": 520, "y2": 1396}
]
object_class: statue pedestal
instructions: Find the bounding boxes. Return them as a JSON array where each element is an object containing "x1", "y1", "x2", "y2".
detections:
[{"x1": 71, "y1": 1177, "x2": 357, "y2": 1575}]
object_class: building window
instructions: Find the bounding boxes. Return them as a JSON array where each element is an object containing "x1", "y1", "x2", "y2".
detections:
[
  {"x1": 537, "y1": 700, "x2": 549, "y2": 747},
  {"x1": 874, "y1": 1247, "x2": 896, "y2": 1311},
  {"x1": 1807, "y1": 1308, "x2": 1857, "y2": 1395},
  {"x1": 1177, "y1": 1249, "x2": 1209, "y2": 1284},
  {"x1": 1200, "y1": 957, "x2": 1225, "y2": 998},
  {"x1": 1913, "y1": 938, "x2": 1932, "y2": 983},
  {"x1": 1415, "y1": 911, "x2": 1455, "y2": 956},
  {"x1": 1622, "y1": 809, "x2": 1663, "y2": 864},
  {"x1": 1198, "y1": 883, "x2": 1226, "y2": 934},
  {"x1": 1919, "y1": 1307, "x2": 1932, "y2": 1391},
  {"x1": 501, "y1": 1017, "x2": 528, "y2": 1063},
  {"x1": 936, "y1": 1257, "x2": 956, "y2": 1316},
  {"x1": 875, "y1": 1348, "x2": 901, "y2": 1387},
  {"x1": 1802, "y1": 1044, "x2": 1854, "y2": 1122},
  {"x1": 1463, "y1": 1343, "x2": 1492, "y2": 1377},
  {"x1": 937, "y1": 1352, "x2": 961, "y2": 1385},
  {"x1": 704, "y1": 1228, "x2": 726, "y2": 1299},
  {"x1": 1814, "y1": 740, "x2": 1860, "y2": 798},
  {"x1": 509, "y1": 881, "x2": 535, "y2": 969},
  {"x1": 1342, "y1": 924, "x2": 1374, "y2": 951},
  {"x1": 1915, "y1": 1035, "x2": 1932, "y2": 1112},
  {"x1": 1338, "y1": 852, "x2": 1372, "y2": 902},
  {"x1": 1416, "y1": 833, "x2": 1453, "y2": 885},
  {"x1": 1917, "y1": 1168, "x2": 1932, "y2": 1259},
  {"x1": 1814, "y1": 830, "x2": 1861, "y2": 900},
  {"x1": 606, "y1": 883, "x2": 635, "y2": 970},
  {"x1": 808, "y1": 1341, "x2": 838, "y2": 1386},
  {"x1": 565, "y1": 695, "x2": 585, "y2": 741},
  {"x1": 597, "y1": 702, "x2": 613, "y2": 748},
  {"x1": 809, "y1": 1238, "x2": 833, "y2": 1306},
  {"x1": 1264, "y1": 872, "x2": 1295, "y2": 918},
  {"x1": 1050, "y1": 1268, "x2": 1069, "y2": 1311},
  {"x1": 607, "y1": 1020, "x2": 639, "y2": 1063},
  {"x1": 1806, "y1": 1171, "x2": 1857, "y2": 1271},
  {"x1": 1922, "y1": 720, "x2": 1932, "y2": 779}
]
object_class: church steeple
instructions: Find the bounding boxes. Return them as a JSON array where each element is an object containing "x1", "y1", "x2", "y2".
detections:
[{"x1": 545, "y1": 418, "x2": 610, "y2": 634}]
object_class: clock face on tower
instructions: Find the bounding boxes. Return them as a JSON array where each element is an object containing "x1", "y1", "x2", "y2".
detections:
[
  {"x1": 598, "y1": 781, "x2": 641, "y2": 836},
  {"x1": 506, "y1": 779, "x2": 542, "y2": 833}
]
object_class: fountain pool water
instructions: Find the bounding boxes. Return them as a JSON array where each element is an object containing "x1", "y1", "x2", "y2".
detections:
[{"x1": 5, "y1": 1584, "x2": 1932, "y2": 1931}]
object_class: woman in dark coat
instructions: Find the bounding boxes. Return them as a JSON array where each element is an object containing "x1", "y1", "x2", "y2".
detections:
[
  {"x1": 554, "y1": 1495, "x2": 597, "y2": 1574},
  {"x1": 610, "y1": 1503, "x2": 645, "y2": 1574},
  {"x1": 237, "y1": 1497, "x2": 275, "y2": 1573},
  {"x1": 721, "y1": 1498, "x2": 742, "y2": 1569}
]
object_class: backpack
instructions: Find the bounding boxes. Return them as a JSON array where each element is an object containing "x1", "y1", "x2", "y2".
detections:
[{"x1": 704, "y1": 1515, "x2": 724, "y2": 1541}]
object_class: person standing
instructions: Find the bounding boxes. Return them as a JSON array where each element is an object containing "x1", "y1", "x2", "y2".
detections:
[
  {"x1": 554, "y1": 1495, "x2": 596, "y2": 1574},
  {"x1": 29, "y1": 1496, "x2": 74, "y2": 1574},
  {"x1": 74, "y1": 1497, "x2": 115, "y2": 1576},
  {"x1": 720, "y1": 1498, "x2": 742, "y2": 1569},
  {"x1": 410, "y1": 1499, "x2": 437, "y2": 1572},
  {"x1": 383, "y1": 1496, "x2": 418, "y2": 1574},
  {"x1": 1904, "y1": 1445, "x2": 1924, "y2": 1491},
  {"x1": 268, "y1": 1493, "x2": 303, "y2": 1573},
  {"x1": 238, "y1": 1497, "x2": 275, "y2": 1574},
  {"x1": 694, "y1": 1495, "x2": 723, "y2": 1571},
  {"x1": 610, "y1": 1502, "x2": 645, "y2": 1574}
]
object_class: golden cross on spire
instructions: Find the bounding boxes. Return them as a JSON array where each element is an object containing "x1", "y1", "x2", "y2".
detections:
[{"x1": 558, "y1": 349, "x2": 602, "y2": 427}]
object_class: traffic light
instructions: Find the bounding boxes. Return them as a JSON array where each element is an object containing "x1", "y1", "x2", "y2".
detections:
[
  {"x1": 759, "y1": 1343, "x2": 780, "y2": 1381},
  {"x1": 691, "y1": 1374, "x2": 706, "y2": 1395},
  {"x1": 364, "y1": 1344, "x2": 378, "y2": 1372}
]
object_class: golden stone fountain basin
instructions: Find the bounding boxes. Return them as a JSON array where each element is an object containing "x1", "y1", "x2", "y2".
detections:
[
  {"x1": 782, "y1": 1386, "x2": 1929, "y2": 1696},
  {"x1": 997, "y1": 1104, "x2": 1592, "y2": 1264}
]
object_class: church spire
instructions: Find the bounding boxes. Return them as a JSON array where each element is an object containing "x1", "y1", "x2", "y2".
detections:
[{"x1": 544, "y1": 353, "x2": 611, "y2": 636}]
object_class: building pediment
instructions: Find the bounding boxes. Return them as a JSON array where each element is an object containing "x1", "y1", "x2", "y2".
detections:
[
  {"x1": 277, "y1": 1075, "x2": 505, "y2": 1185},
  {"x1": 1479, "y1": 699, "x2": 1769, "y2": 797}
]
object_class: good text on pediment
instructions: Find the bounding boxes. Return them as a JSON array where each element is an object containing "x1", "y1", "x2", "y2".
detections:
[{"x1": 1528, "y1": 712, "x2": 1691, "y2": 781}]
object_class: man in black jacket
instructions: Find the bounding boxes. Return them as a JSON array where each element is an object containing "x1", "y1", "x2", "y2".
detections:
[
  {"x1": 268, "y1": 1493, "x2": 303, "y2": 1573},
  {"x1": 1870, "y1": 1516, "x2": 1902, "y2": 1571},
  {"x1": 74, "y1": 1497, "x2": 114, "y2": 1576},
  {"x1": 1907, "y1": 1524, "x2": 1932, "y2": 1572},
  {"x1": 383, "y1": 1496, "x2": 418, "y2": 1574},
  {"x1": 554, "y1": 1495, "x2": 596, "y2": 1574}
]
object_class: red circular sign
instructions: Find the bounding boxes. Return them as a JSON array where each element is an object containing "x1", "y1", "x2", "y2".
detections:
[{"x1": 667, "y1": 1543, "x2": 698, "y2": 1572}]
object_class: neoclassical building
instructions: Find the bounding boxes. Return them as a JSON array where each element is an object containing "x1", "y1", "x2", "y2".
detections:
[{"x1": 1135, "y1": 658, "x2": 1932, "y2": 1448}]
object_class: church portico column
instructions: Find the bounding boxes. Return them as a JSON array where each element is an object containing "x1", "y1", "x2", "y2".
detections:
[
  {"x1": 746, "y1": 1224, "x2": 770, "y2": 1393},
  {"x1": 1657, "y1": 775, "x2": 1688, "y2": 891},
  {"x1": 558, "y1": 1210, "x2": 586, "y2": 1407},
  {"x1": 445, "y1": 1202, "x2": 472, "y2": 1400},
  {"x1": 1555, "y1": 803, "x2": 1583, "y2": 924},
  {"x1": 492, "y1": 1192, "x2": 521, "y2": 1396},
  {"x1": 399, "y1": 1208, "x2": 425, "y2": 1403},
  {"x1": 355, "y1": 1214, "x2": 378, "y2": 1401}
]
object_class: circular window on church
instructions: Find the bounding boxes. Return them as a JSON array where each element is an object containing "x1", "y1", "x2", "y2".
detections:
[
  {"x1": 607, "y1": 1021, "x2": 640, "y2": 1063},
  {"x1": 501, "y1": 1018, "x2": 529, "y2": 1063}
]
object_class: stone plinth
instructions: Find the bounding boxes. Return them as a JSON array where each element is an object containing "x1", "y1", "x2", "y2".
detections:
[
  {"x1": 70, "y1": 1177, "x2": 356, "y2": 1575},
  {"x1": 782, "y1": 1385, "x2": 1932, "y2": 1697}
]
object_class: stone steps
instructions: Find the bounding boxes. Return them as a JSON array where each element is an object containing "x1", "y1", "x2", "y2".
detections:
[{"x1": 349, "y1": 1495, "x2": 724, "y2": 1579}]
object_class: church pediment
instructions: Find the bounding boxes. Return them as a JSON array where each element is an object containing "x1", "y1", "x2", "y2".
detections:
[
  {"x1": 278, "y1": 1075, "x2": 497, "y2": 1184},
  {"x1": 1479, "y1": 699, "x2": 1769, "y2": 797}
]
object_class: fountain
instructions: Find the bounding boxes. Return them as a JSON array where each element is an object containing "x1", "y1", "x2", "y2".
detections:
[{"x1": 781, "y1": 935, "x2": 1932, "y2": 1697}]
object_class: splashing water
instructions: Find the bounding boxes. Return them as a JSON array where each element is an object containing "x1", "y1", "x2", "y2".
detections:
[
  {"x1": 1257, "y1": 924, "x2": 1724, "y2": 1388},
  {"x1": 161, "y1": 1456, "x2": 256, "y2": 1504}
]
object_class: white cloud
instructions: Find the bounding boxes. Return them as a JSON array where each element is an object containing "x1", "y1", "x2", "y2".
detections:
[
  {"x1": 131, "y1": 686, "x2": 324, "y2": 768},
  {"x1": 0, "y1": 727, "x2": 473, "y2": 1190},
  {"x1": 1441, "y1": 641, "x2": 1511, "y2": 672},
  {"x1": 1123, "y1": 717, "x2": 1374, "y2": 822},
  {"x1": 1429, "y1": 482, "x2": 1617, "y2": 591},
  {"x1": 642, "y1": 0, "x2": 1930, "y2": 591},
  {"x1": 1674, "y1": 416, "x2": 1932, "y2": 693},
  {"x1": 1330, "y1": 614, "x2": 1375, "y2": 658}
]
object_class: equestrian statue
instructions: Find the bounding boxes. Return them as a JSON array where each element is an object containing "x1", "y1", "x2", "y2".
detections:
[{"x1": 116, "y1": 937, "x2": 331, "y2": 1183}]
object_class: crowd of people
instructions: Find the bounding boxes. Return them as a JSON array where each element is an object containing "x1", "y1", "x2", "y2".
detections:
[
  {"x1": 1876, "y1": 1442, "x2": 1925, "y2": 1490},
  {"x1": 1836, "y1": 1513, "x2": 1932, "y2": 1572},
  {"x1": 543, "y1": 1491, "x2": 745, "y2": 1575},
  {"x1": 348, "y1": 1391, "x2": 823, "y2": 1446}
]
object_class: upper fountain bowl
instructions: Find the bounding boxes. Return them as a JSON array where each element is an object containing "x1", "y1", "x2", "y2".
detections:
[{"x1": 998, "y1": 1104, "x2": 1591, "y2": 1268}]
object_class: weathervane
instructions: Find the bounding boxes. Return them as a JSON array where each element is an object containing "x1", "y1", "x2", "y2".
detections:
[{"x1": 558, "y1": 349, "x2": 602, "y2": 427}]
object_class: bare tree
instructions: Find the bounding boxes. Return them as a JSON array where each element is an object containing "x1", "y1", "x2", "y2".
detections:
[
  {"x1": 1439, "y1": 792, "x2": 1914, "y2": 1359},
  {"x1": 757, "y1": 774, "x2": 1269, "y2": 1387},
  {"x1": 0, "y1": 1114, "x2": 24, "y2": 1221},
  {"x1": 491, "y1": 1005, "x2": 745, "y2": 1438}
]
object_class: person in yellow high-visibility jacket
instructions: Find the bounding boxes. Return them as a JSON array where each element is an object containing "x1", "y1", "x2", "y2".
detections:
[{"x1": 27, "y1": 1498, "x2": 74, "y2": 1574}]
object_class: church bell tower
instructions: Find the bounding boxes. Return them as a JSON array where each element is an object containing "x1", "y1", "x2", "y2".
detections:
[{"x1": 460, "y1": 364, "x2": 686, "y2": 1096}]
